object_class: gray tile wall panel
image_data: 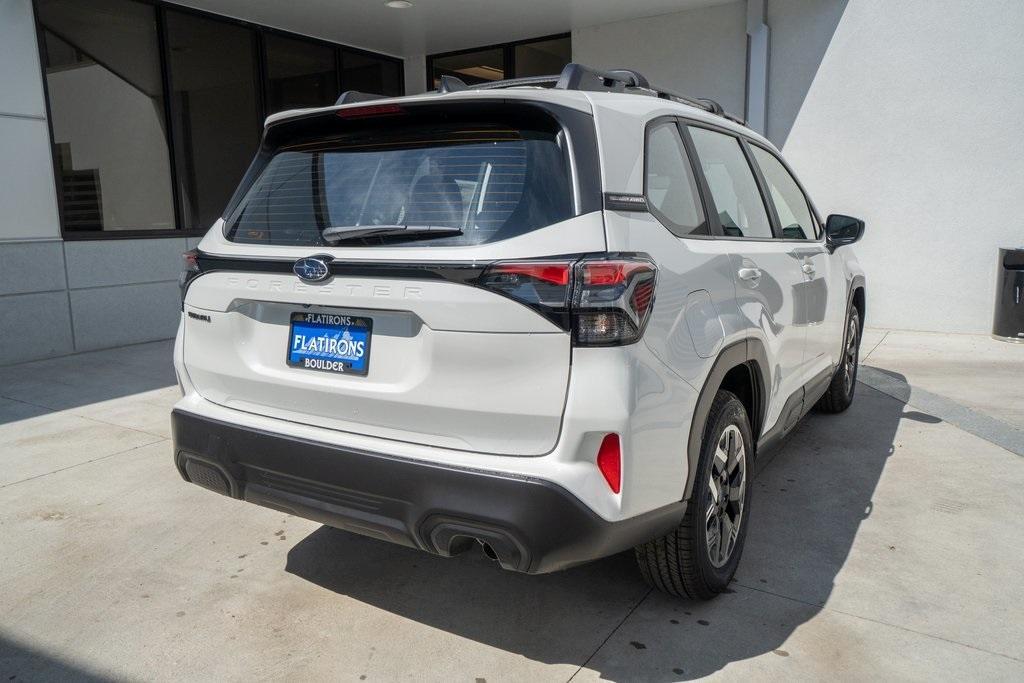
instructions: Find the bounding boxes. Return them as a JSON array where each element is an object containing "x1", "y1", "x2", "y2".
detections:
[
  {"x1": 0, "y1": 291, "x2": 74, "y2": 365},
  {"x1": 0, "y1": 241, "x2": 66, "y2": 296},
  {"x1": 70, "y1": 281, "x2": 181, "y2": 351},
  {"x1": 65, "y1": 238, "x2": 186, "y2": 289}
]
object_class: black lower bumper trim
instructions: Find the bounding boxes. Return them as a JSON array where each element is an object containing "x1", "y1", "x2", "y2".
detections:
[{"x1": 171, "y1": 409, "x2": 685, "y2": 574}]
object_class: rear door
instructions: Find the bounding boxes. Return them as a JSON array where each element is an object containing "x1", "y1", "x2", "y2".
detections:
[
  {"x1": 182, "y1": 102, "x2": 603, "y2": 456},
  {"x1": 686, "y1": 124, "x2": 809, "y2": 434}
]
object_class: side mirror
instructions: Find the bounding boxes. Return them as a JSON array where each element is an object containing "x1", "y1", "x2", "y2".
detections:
[{"x1": 825, "y1": 214, "x2": 864, "y2": 251}]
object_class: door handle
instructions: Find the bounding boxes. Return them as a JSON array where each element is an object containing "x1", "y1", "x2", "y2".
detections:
[
  {"x1": 801, "y1": 263, "x2": 816, "y2": 276},
  {"x1": 738, "y1": 267, "x2": 762, "y2": 283}
]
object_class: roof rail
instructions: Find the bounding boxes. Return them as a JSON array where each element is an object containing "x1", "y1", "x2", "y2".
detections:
[
  {"x1": 431, "y1": 62, "x2": 746, "y2": 127},
  {"x1": 335, "y1": 90, "x2": 387, "y2": 105}
]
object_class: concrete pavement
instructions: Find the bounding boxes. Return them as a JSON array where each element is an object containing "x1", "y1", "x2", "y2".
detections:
[{"x1": 1, "y1": 332, "x2": 1022, "y2": 681}]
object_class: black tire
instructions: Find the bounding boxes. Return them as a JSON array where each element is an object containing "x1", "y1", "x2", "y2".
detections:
[
  {"x1": 816, "y1": 307, "x2": 861, "y2": 414},
  {"x1": 635, "y1": 390, "x2": 753, "y2": 600}
]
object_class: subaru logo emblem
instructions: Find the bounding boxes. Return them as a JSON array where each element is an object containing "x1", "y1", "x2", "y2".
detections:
[{"x1": 293, "y1": 256, "x2": 331, "y2": 283}]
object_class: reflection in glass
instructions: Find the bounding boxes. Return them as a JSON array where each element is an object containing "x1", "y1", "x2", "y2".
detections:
[
  {"x1": 38, "y1": 0, "x2": 175, "y2": 231},
  {"x1": 513, "y1": 37, "x2": 571, "y2": 78},
  {"x1": 688, "y1": 127, "x2": 773, "y2": 239},
  {"x1": 265, "y1": 34, "x2": 339, "y2": 113},
  {"x1": 751, "y1": 146, "x2": 818, "y2": 240},
  {"x1": 166, "y1": 10, "x2": 261, "y2": 230},
  {"x1": 430, "y1": 48, "x2": 504, "y2": 88},
  {"x1": 342, "y1": 50, "x2": 403, "y2": 96}
]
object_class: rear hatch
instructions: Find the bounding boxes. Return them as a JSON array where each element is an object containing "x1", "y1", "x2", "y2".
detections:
[{"x1": 181, "y1": 99, "x2": 604, "y2": 456}]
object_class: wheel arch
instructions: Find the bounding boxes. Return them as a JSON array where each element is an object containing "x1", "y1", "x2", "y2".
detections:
[
  {"x1": 850, "y1": 276, "x2": 866, "y2": 331},
  {"x1": 683, "y1": 339, "x2": 770, "y2": 501}
]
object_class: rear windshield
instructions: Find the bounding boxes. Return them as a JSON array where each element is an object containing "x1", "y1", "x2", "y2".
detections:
[{"x1": 224, "y1": 118, "x2": 576, "y2": 247}]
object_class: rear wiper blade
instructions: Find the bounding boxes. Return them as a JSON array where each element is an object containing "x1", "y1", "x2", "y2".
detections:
[{"x1": 321, "y1": 224, "x2": 463, "y2": 242}]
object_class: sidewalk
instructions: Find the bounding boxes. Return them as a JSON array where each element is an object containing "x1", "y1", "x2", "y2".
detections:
[{"x1": 1, "y1": 335, "x2": 1022, "y2": 681}]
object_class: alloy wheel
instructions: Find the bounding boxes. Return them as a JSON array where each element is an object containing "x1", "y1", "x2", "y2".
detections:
[
  {"x1": 706, "y1": 423, "x2": 746, "y2": 568},
  {"x1": 842, "y1": 316, "x2": 859, "y2": 394}
]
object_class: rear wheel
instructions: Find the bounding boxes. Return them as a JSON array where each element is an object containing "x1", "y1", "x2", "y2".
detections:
[
  {"x1": 635, "y1": 390, "x2": 753, "y2": 599},
  {"x1": 816, "y1": 307, "x2": 861, "y2": 414}
]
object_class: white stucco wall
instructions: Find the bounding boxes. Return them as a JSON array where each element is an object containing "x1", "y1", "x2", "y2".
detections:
[
  {"x1": 572, "y1": 1, "x2": 747, "y2": 117},
  {"x1": 769, "y1": 0, "x2": 1024, "y2": 333}
]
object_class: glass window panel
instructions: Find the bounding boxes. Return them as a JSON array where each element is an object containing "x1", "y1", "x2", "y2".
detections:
[
  {"x1": 514, "y1": 37, "x2": 571, "y2": 78},
  {"x1": 37, "y1": 0, "x2": 175, "y2": 232},
  {"x1": 750, "y1": 146, "x2": 820, "y2": 240},
  {"x1": 688, "y1": 127, "x2": 773, "y2": 239},
  {"x1": 166, "y1": 10, "x2": 260, "y2": 230},
  {"x1": 225, "y1": 121, "x2": 574, "y2": 248},
  {"x1": 265, "y1": 34, "x2": 339, "y2": 113},
  {"x1": 342, "y1": 50, "x2": 403, "y2": 96},
  {"x1": 430, "y1": 48, "x2": 504, "y2": 88},
  {"x1": 645, "y1": 122, "x2": 707, "y2": 236}
]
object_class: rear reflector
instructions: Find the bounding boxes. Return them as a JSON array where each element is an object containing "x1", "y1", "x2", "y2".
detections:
[{"x1": 596, "y1": 434, "x2": 622, "y2": 494}]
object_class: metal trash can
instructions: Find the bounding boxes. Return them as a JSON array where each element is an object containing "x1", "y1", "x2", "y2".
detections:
[{"x1": 993, "y1": 247, "x2": 1024, "y2": 343}]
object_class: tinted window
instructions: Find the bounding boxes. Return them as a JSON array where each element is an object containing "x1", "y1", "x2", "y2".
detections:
[
  {"x1": 514, "y1": 37, "x2": 571, "y2": 77},
  {"x1": 226, "y1": 122, "x2": 574, "y2": 247},
  {"x1": 430, "y1": 48, "x2": 505, "y2": 88},
  {"x1": 751, "y1": 146, "x2": 819, "y2": 240},
  {"x1": 37, "y1": 0, "x2": 175, "y2": 231},
  {"x1": 341, "y1": 50, "x2": 403, "y2": 97},
  {"x1": 166, "y1": 10, "x2": 261, "y2": 230},
  {"x1": 265, "y1": 34, "x2": 339, "y2": 113},
  {"x1": 688, "y1": 127, "x2": 773, "y2": 239},
  {"x1": 645, "y1": 122, "x2": 706, "y2": 236}
]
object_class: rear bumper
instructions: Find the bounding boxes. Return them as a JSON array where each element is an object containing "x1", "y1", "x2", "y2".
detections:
[{"x1": 171, "y1": 409, "x2": 684, "y2": 574}]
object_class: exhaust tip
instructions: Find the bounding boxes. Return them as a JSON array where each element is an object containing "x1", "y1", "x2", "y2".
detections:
[
  {"x1": 426, "y1": 519, "x2": 529, "y2": 572},
  {"x1": 480, "y1": 541, "x2": 499, "y2": 562}
]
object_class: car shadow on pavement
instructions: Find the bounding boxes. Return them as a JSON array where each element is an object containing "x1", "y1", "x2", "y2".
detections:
[
  {"x1": 0, "y1": 634, "x2": 112, "y2": 683},
  {"x1": 286, "y1": 380, "x2": 911, "y2": 680}
]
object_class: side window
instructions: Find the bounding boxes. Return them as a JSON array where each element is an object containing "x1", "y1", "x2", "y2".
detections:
[
  {"x1": 751, "y1": 146, "x2": 820, "y2": 240},
  {"x1": 687, "y1": 126, "x2": 773, "y2": 239},
  {"x1": 645, "y1": 121, "x2": 708, "y2": 236}
]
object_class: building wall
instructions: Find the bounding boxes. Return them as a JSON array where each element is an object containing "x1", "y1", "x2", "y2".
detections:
[
  {"x1": 3, "y1": 0, "x2": 1022, "y2": 368},
  {"x1": 768, "y1": 0, "x2": 1024, "y2": 333},
  {"x1": 572, "y1": 1, "x2": 748, "y2": 117},
  {"x1": 0, "y1": 0, "x2": 191, "y2": 365}
]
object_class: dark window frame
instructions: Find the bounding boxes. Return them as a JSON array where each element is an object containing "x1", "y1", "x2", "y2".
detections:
[
  {"x1": 33, "y1": 0, "x2": 404, "y2": 241},
  {"x1": 425, "y1": 32, "x2": 571, "y2": 90}
]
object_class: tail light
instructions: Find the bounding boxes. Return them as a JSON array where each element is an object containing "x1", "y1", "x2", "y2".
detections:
[
  {"x1": 179, "y1": 248, "x2": 201, "y2": 306},
  {"x1": 479, "y1": 255, "x2": 657, "y2": 346}
]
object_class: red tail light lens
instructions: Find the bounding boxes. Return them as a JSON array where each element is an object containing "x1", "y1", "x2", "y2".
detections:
[
  {"x1": 479, "y1": 255, "x2": 657, "y2": 346},
  {"x1": 479, "y1": 261, "x2": 573, "y2": 312},
  {"x1": 573, "y1": 258, "x2": 657, "y2": 346},
  {"x1": 485, "y1": 262, "x2": 571, "y2": 287},
  {"x1": 596, "y1": 433, "x2": 622, "y2": 493}
]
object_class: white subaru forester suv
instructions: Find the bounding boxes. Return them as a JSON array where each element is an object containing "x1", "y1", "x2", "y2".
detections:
[{"x1": 173, "y1": 64, "x2": 865, "y2": 599}]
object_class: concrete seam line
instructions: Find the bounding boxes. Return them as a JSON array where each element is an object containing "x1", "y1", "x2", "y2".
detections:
[
  {"x1": 858, "y1": 365, "x2": 1024, "y2": 457},
  {"x1": 733, "y1": 582, "x2": 1024, "y2": 664},
  {"x1": 566, "y1": 587, "x2": 653, "y2": 682},
  {"x1": 0, "y1": 438, "x2": 168, "y2": 490},
  {"x1": 860, "y1": 330, "x2": 889, "y2": 362}
]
